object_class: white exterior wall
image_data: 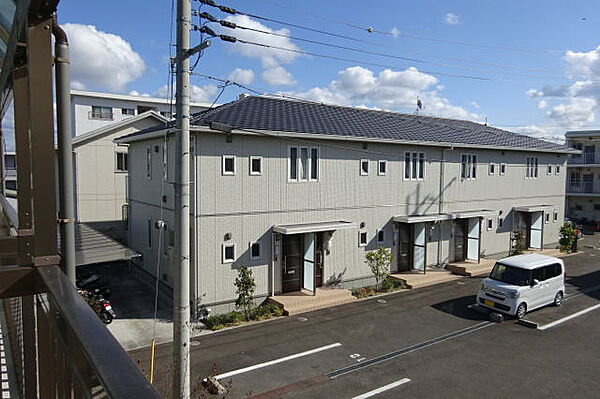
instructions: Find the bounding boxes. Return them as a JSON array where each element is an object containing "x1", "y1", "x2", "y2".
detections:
[
  {"x1": 565, "y1": 135, "x2": 600, "y2": 223},
  {"x1": 127, "y1": 131, "x2": 568, "y2": 310}
]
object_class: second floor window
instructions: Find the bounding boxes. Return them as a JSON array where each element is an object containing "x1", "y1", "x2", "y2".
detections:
[
  {"x1": 90, "y1": 106, "x2": 112, "y2": 120},
  {"x1": 122, "y1": 108, "x2": 135, "y2": 116},
  {"x1": 526, "y1": 157, "x2": 538, "y2": 179},
  {"x1": 404, "y1": 152, "x2": 425, "y2": 180},
  {"x1": 116, "y1": 152, "x2": 128, "y2": 172},
  {"x1": 289, "y1": 146, "x2": 318, "y2": 181},
  {"x1": 461, "y1": 154, "x2": 477, "y2": 180}
]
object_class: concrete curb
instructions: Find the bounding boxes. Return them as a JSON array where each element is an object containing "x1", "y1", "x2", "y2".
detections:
[{"x1": 517, "y1": 319, "x2": 538, "y2": 329}]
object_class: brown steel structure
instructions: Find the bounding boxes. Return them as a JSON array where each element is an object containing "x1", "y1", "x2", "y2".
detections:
[{"x1": 0, "y1": 1, "x2": 160, "y2": 398}]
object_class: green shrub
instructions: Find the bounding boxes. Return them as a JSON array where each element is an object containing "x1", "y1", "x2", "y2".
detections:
[
  {"x1": 204, "y1": 311, "x2": 244, "y2": 330},
  {"x1": 250, "y1": 303, "x2": 284, "y2": 320},
  {"x1": 352, "y1": 287, "x2": 375, "y2": 298},
  {"x1": 381, "y1": 277, "x2": 405, "y2": 292}
]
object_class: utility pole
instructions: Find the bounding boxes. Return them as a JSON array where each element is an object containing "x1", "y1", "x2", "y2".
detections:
[{"x1": 174, "y1": 0, "x2": 191, "y2": 397}]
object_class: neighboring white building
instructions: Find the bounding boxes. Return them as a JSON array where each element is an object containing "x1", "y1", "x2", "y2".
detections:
[
  {"x1": 117, "y1": 95, "x2": 575, "y2": 314},
  {"x1": 68, "y1": 90, "x2": 213, "y2": 241},
  {"x1": 2, "y1": 151, "x2": 16, "y2": 197},
  {"x1": 565, "y1": 130, "x2": 600, "y2": 224}
]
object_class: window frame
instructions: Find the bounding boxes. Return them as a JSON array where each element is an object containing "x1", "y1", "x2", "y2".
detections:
[
  {"x1": 487, "y1": 217, "x2": 493, "y2": 231},
  {"x1": 488, "y1": 163, "x2": 495, "y2": 176},
  {"x1": 555, "y1": 165, "x2": 560, "y2": 175},
  {"x1": 222, "y1": 155, "x2": 236, "y2": 176},
  {"x1": 500, "y1": 163, "x2": 507, "y2": 176},
  {"x1": 358, "y1": 230, "x2": 368, "y2": 247},
  {"x1": 249, "y1": 241, "x2": 262, "y2": 260},
  {"x1": 115, "y1": 151, "x2": 128, "y2": 173},
  {"x1": 545, "y1": 212, "x2": 550, "y2": 224},
  {"x1": 553, "y1": 210, "x2": 558, "y2": 222},
  {"x1": 404, "y1": 151, "x2": 426, "y2": 181},
  {"x1": 360, "y1": 159, "x2": 369, "y2": 176},
  {"x1": 90, "y1": 105, "x2": 113, "y2": 120},
  {"x1": 376, "y1": 229, "x2": 385, "y2": 244},
  {"x1": 249, "y1": 156, "x2": 263, "y2": 176},
  {"x1": 498, "y1": 216, "x2": 504, "y2": 229},
  {"x1": 288, "y1": 145, "x2": 319, "y2": 182},
  {"x1": 461, "y1": 153, "x2": 478, "y2": 180},
  {"x1": 378, "y1": 160, "x2": 387, "y2": 176},
  {"x1": 222, "y1": 243, "x2": 236, "y2": 264},
  {"x1": 526, "y1": 156, "x2": 539, "y2": 179},
  {"x1": 547, "y1": 165, "x2": 553, "y2": 175},
  {"x1": 121, "y1": 108, "x2": 135, "y2": 116}
]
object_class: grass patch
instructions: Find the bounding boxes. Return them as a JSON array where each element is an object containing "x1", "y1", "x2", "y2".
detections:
[{"x1": 351, "y1": 277, "x2": 407, "y2": 298}]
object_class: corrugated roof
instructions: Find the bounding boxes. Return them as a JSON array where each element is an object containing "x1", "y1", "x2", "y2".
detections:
[{"x1": 117, "y1": 95, "x2": 575, "y2": 153}]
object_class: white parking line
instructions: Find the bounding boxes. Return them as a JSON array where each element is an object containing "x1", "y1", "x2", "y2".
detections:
[
  {"x1": 214, "y1": 342, "x2": 342, "y2": 380},
  {"x1": 352, "y1": 378, "x2": 411, "y2": 399},
  {"x1": 538, "y1": 303, "x2": 600, "y2": 330}
]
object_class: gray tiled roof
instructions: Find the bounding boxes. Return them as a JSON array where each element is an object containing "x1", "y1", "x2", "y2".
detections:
[{"x1": 118, "y1": 95, "x2": 574, "y2": 153}]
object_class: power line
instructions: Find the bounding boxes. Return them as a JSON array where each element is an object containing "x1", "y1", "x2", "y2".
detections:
[
  {"x1": 196, "y1": 0, "x2": 598, "y2": 81},
  {"x1": 255, "y1": 0, "x2": 575, "y2": 55}
]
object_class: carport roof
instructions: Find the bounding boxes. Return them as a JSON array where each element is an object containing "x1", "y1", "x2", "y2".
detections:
[
  {"x1": 273, "y1": 221, "x2": 357, "y2": 234},
  {"x1": 62, "y1": 224, "x2": 141, "y2": 266}
]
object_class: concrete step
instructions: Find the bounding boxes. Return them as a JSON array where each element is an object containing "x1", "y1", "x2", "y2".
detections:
[
  {"x1": 390, "y1": 270, "x2": 463, "y2": 289},
  {"x1": 447, "y1": 260, "x2": 495, "y2": 277},
  {"x1": 269, "y1": 288, "x2": 357, "y2": 316}
]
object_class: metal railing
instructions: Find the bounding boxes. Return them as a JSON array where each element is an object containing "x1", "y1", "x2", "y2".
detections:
[
  {"x1": 87, "y1": 110, "x2": 114, "y2": 121},
  {"x1": 1, "y1": 266, "x2": 161, "y2": 399},
  {"x1": 566, "y1": 182, "x2": 600, "y2": 194},
  {"x1": 568, "y1": 153, "x2": 598, "y2": 165}
]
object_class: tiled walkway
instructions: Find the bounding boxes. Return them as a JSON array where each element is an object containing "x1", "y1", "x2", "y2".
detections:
[{"x1": 0, "y1": 323, "x2": 9, "y2": 399}]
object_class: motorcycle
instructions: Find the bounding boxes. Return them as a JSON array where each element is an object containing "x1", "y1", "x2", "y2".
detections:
[
  {"x1": 76, "y1": 273, "x2": 112, "y2": 299},
  {"x1": 79, "y1": 289, "x2": 116, "y2": 325}
]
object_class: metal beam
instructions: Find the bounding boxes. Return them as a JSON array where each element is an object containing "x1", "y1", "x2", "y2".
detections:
[
  {"x1": 0, "y1": 266, "x2": 39, "y2": 298},
  {"x1": 27, "y1": 18, "x2": 57, "y2": 259}
]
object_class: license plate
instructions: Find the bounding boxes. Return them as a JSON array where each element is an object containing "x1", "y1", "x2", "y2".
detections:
[
  {"x1": 484, "y1": 300, "x2": 494, "y2": 307},
  {"x1": 104, "y1": 306, "x2": 112, "y2": 311}
]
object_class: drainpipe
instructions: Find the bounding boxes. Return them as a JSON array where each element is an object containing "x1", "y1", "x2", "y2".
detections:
[
  {"x1": 52, "y1": 15, "x2": 76, "y2": 284},
  {"x1": 437, "y1": 149, "x2": 445, "y2": 267}
]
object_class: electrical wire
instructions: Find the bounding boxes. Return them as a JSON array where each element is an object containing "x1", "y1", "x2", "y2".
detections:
[
  {"x1": 215, "y1": 21, "x2": 572, "y2": 81},
  {"x1": 255, "y1": 0, "x2": 573, "y2": 55}
]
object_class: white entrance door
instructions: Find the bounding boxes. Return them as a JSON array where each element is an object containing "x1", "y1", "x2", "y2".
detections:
[
  {"x1": 413, "y1": 223, "x2": 426, "y2": 270},
  {"x1": 530, "y1": 212, "x2": 543, "y2": 249},
  {"x1": 467, "y1": 218, "x2": 480, "y2": 261},
  {"x1": 303, "y1": 233, "x2": 315, "y2": 292}
]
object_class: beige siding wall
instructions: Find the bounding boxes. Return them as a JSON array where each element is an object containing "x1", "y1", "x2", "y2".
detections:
[{"x1": 127, "y1": 130, "x2": 568, "y2": 309}]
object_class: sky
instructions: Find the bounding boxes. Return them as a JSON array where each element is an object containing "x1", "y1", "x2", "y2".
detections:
[{"x1": 10, "y1": 0, "x2": 600, "y2": 146}]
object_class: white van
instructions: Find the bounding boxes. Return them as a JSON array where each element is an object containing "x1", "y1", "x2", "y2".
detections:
[{"x1": 478, "y1": 254, "x2": 565, "y2": 319}]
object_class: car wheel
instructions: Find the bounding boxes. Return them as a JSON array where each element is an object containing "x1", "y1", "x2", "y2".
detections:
[
  {"x1": 516, "y1": 303, "x2": 527, "y2": 319},
  {"x1": 554, "y1": 291, "x2": 564, "y2": 306}
]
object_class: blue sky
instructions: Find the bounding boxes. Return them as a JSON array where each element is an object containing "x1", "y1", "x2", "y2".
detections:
[{"x1": 54, "y1": 0, "x2": 600, "y2": 141}]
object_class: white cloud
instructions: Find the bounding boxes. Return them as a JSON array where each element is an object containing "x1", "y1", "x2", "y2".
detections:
[
  {"x1": 262, "y1": 66, "x2": 296, "y2": 86},
  {"x1": 469, "y1": 101, "x2": 480, "y2": 109},
  {"x1": 228, "y1": 68, "x2": 255, "y2": 85},
  {"x1": 154, "y1": 84, "x2": 218, "y2": 103},
  {"x1": 537, "y1": 100, "x2": 547, "y2": 109},
  {"x1": 546, "y1": 97, "x2": 597, "y2": 123},
  {"x1": 513, "y1": 125, "x2": 566, "y2": 144},
  {"x1": 564, "y1": 46, "x2": 600, "y2": 78},
  {"x1": 221, "y1": 15, "x2": 299, "y2": 68},
  {"x1": 444, "y1": 13, "x2": 460, "y2": 25},
  {"x1": 390, "y1": 27, "x2": 400, "y2": 39},
  {"x1": 63, "y1": 23, "x2": 145, "y2": 92},
  {"x1": 288, "y1": 66, "x2": 479, "y2": 121}
]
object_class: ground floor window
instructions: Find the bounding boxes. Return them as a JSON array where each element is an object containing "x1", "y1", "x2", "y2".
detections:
[
  {"x1": 250, "y1": 241, "x2": 261, "y2": 260},
  {"x1": 359, "y1": 230, "x2": 368, "y2": 246},
  {"x1": 222, "y1": 243, "x2": 236, "y2": 263}
]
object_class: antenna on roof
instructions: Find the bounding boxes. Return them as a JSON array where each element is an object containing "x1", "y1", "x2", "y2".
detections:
[
  {"x1": 484, "y1": 116, "x2": 488, "y2": 126},
  {"x1": 414, "y1": 94, "x2": 423, "y2": 115}
]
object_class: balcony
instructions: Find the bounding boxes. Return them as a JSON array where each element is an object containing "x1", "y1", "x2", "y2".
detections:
[
  {"x1": 568, "y1": 153, "x2": 599, "y2": 165},
  {"x1": 88, "y1": 110, "x2": 114, "y2": 121},
  {"x1": 566, "y1": 182, "x2": 600, "y2": 196}
]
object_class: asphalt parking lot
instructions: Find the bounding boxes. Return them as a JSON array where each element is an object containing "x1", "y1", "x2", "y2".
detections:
[{"x1": 132, "y1": 245, "x2": 600, "y2": 398}]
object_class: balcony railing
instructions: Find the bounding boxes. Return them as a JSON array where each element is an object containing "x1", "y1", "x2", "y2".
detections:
[
  {"x1": 88, "y1": 110, "x2": 114, "y2": 121},
  {"x1": 566, "y1": 182, "x2": 600, "y2": 194},
  {"x1": 568, "y1": 153, "x2": 598, "y2": 165}
]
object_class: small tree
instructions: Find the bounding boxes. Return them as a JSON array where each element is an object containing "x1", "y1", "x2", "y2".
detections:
[
  {"x1": 234, "y1": 266, "x2": 256, "y2": 321},
  {"x1": 511, "y1": 230, "x2": 526, "y2": 255},
  {"x1": 559, "y1": 222, "x2": 578, "y2": 253},
  {"x1": 365, "y1": 247, "x2": 393, "y2": 292}
]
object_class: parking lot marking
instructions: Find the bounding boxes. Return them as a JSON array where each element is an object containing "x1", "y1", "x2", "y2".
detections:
[
  {"x1": 538, "y1": 303, "x2": 600, "y2": 330},
  {"x1": 214, "y1": 342, "x2": 342, "y2": 380},
  {"x1": 327, "y1": 321, "x2": 492, "y2": 379},
  {"x1": 352, "y1": 378, "x2": 411, "y2": 399}
]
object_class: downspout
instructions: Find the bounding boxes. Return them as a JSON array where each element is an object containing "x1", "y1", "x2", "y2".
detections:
[
  {"x1": 437, "y1": 149, "x2": 445, "y2": 266},
  {"x1": 52, "y1": 15, "x2": 76, "y2": 284}
]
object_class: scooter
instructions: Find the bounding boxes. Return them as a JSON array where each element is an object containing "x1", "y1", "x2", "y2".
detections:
[
  {"x1": 77, "y1": 274, "x2": 112, "y2": 299},
  {"x1": 78, "y1": 289, "x2": 116, "y2": 325}
]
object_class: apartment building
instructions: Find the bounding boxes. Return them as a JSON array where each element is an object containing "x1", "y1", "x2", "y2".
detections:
[
  {"x1": 116, "y1": 95, "x2": 574, "y2": 313},
  {"x1": 565, "y1": 130, "x2": 600, "y2": 224}
]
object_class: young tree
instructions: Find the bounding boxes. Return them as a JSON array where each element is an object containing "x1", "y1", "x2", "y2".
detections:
[
  {"x1": 234, "y1": 266, "x2": 256, "y2": 321},
  {"x1": 559, "y1": 222, "x2": 578, "y2": 253},
  {"x1": 365, "y1": 247, "x2": 393, "y2": 292}
]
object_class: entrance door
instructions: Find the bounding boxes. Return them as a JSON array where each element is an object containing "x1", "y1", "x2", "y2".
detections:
[
  {"x1": 467, "y1": 218, "x2": 480, "y2": 261},
  {"x1": 303, "y1": 233, "x2": 315, "y2": 292},
  {"x1": 454, "y1": 220, "x2": 467, "y2": 262},
  {"x1": 282, "y1": 234, "x2": 303, "y2": 293},
  {"x1": 397, "y1": 223, "x2": 412, "y2": 272},
  {"x1": 315, "y1": 233, "x2": 324, "y2": 287},
  {"x1": 529, "y1": 211, "x2": 543, "y2": 249},
  {"x1": 413, "y1": 223, "x2": 426, "y2": 271}
]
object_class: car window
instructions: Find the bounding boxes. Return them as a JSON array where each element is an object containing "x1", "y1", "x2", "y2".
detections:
[
  {"x1": 551, "y1": 263, "x2": 562, "y2": 278},
  {"x1": 532, "y1": 267, "x2": 548, "y2": 282}
]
